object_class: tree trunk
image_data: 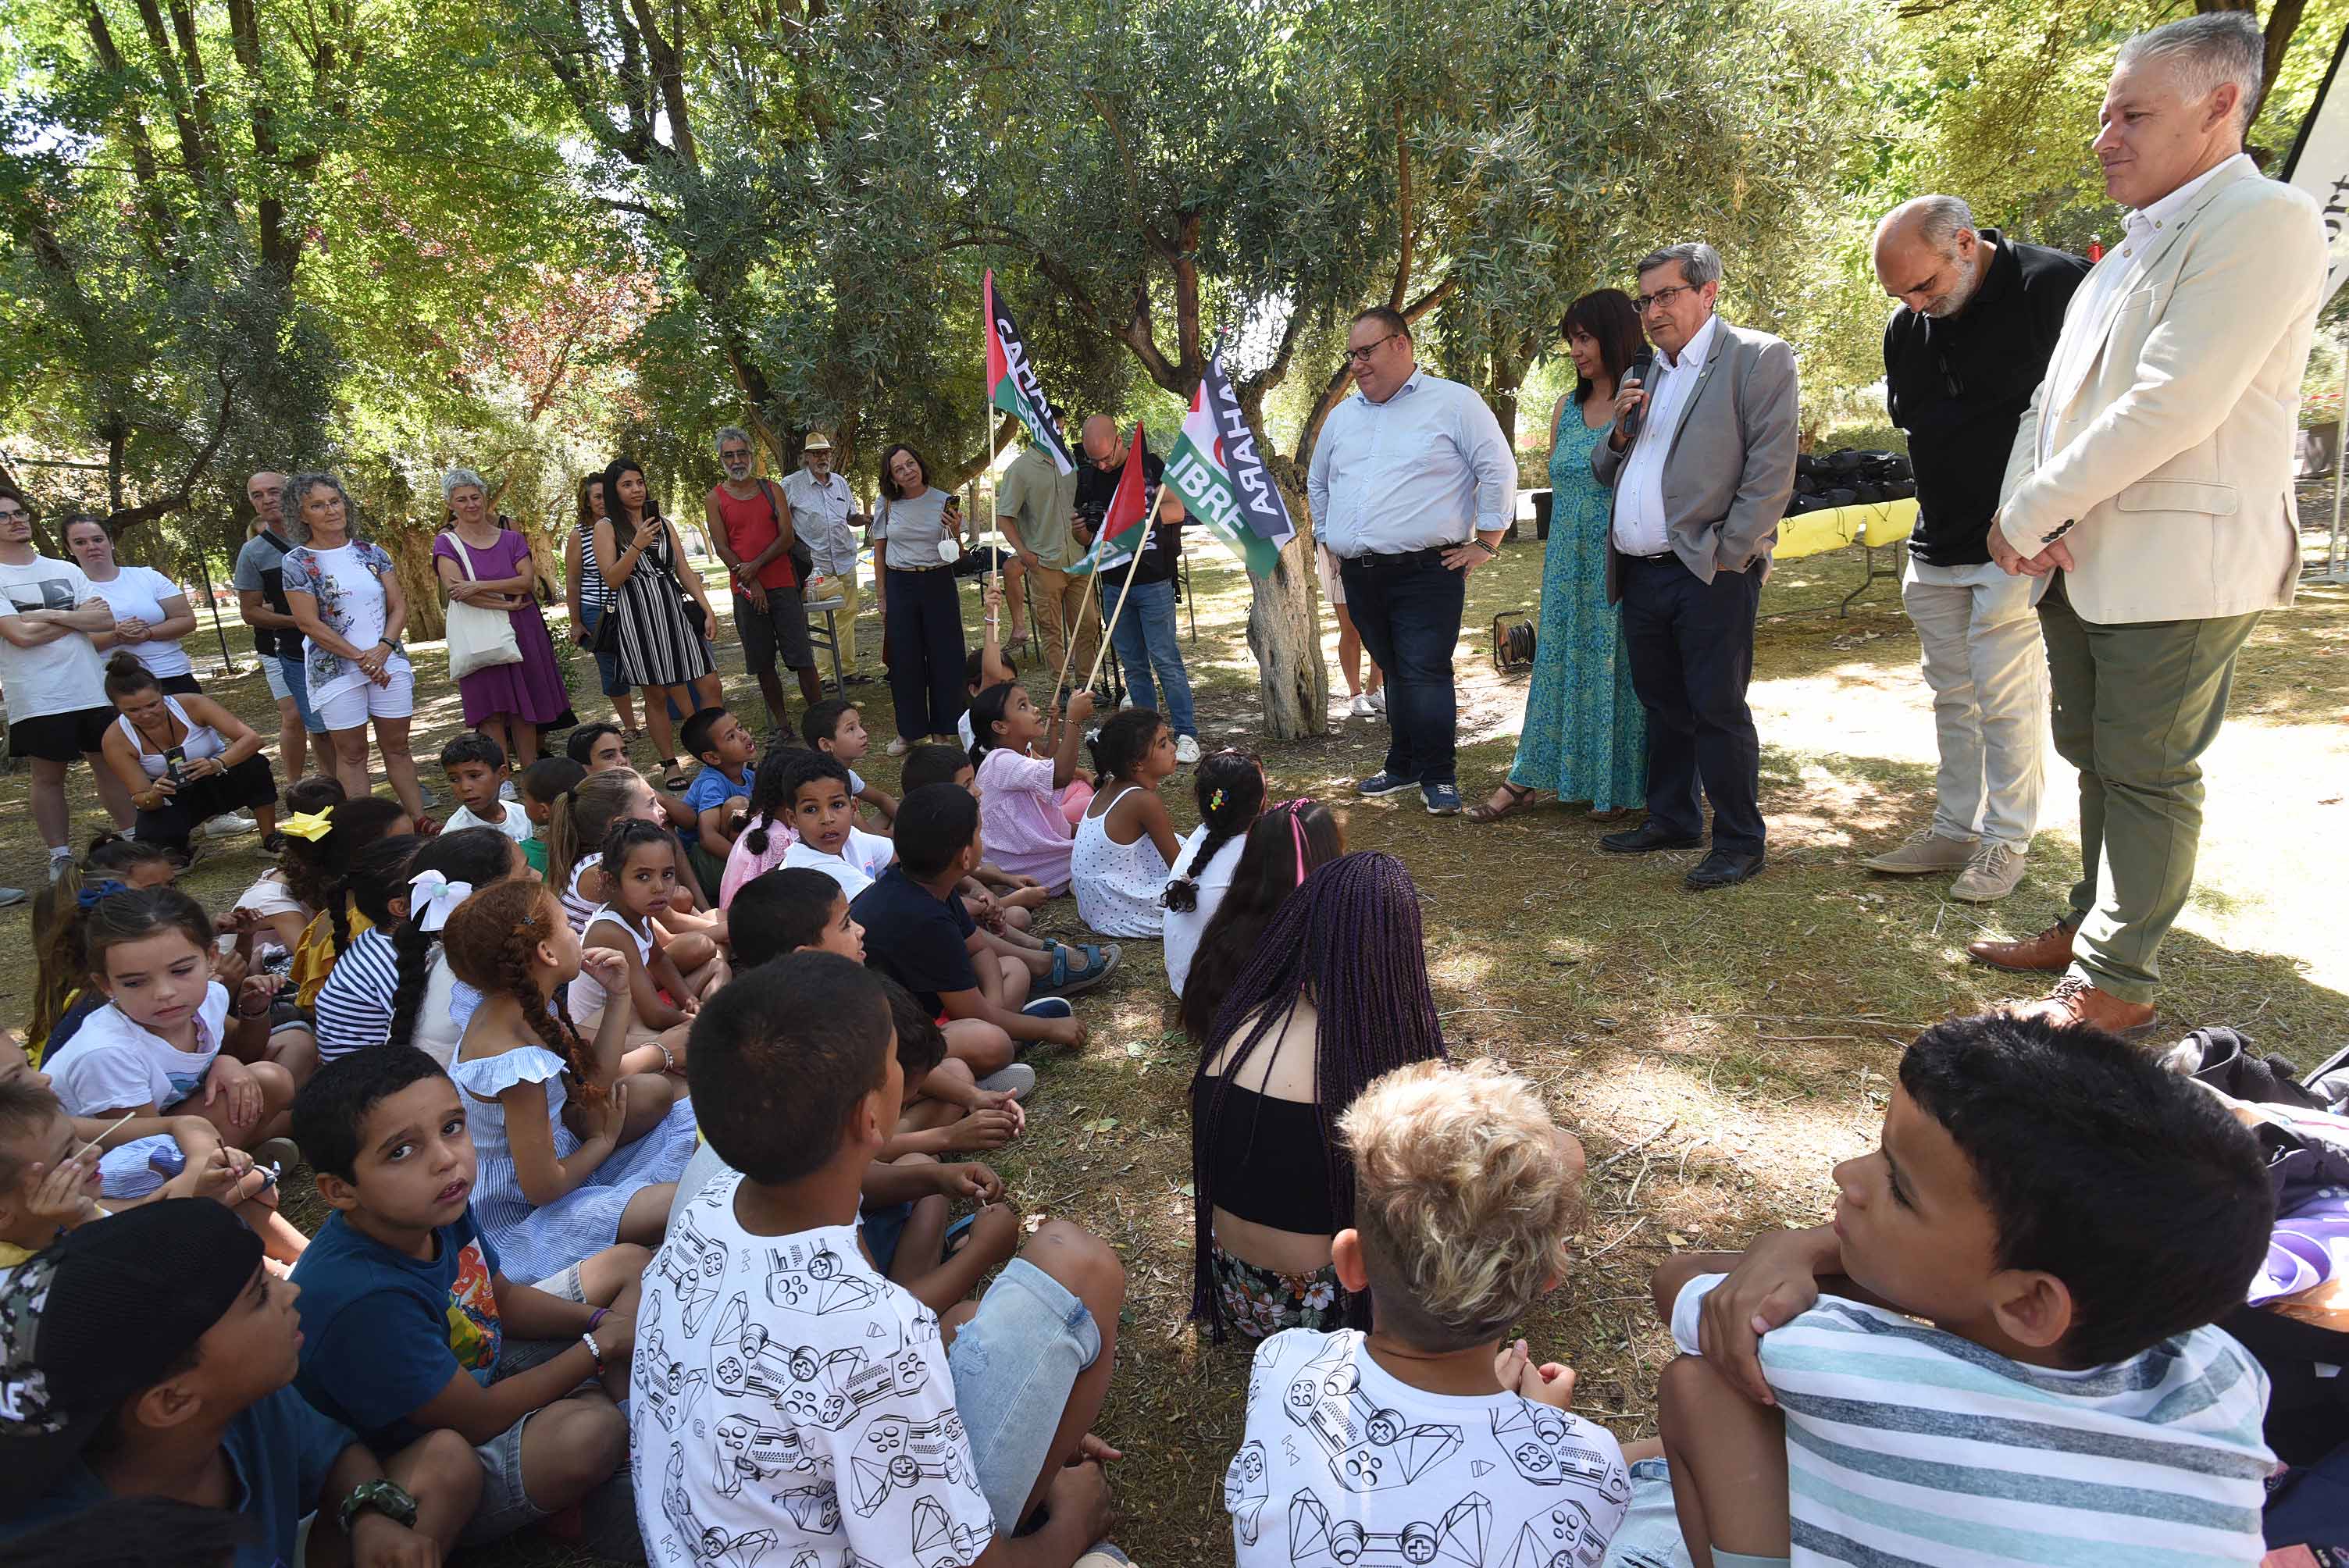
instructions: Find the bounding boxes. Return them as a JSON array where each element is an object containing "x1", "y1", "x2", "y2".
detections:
[
  {"x1": 378, "y1": 526, "x2": 448, "y2": 643},
  {"x1": 1245, "y1": 473, "x2": 1330, "y2": 742}
]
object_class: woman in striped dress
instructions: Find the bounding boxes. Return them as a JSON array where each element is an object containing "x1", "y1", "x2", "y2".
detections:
[
  {"x1": 566, "y1": 474, "x2": 642, "y2": 739},
  {"x1": 592, "y1": 456, "x2": 720, "y2": 783}
]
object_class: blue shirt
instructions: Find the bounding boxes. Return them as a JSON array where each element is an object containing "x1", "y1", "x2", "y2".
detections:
[
  {"x1": 2, "y1": 1384, "x2": 355, "y2": 1568},
  {"x1": 681, "y1": 763, "x2": 754, "y2": 845},
  {"x1": 291, "y1": 1208, "x2": 505, "y2": 1454},
  {"x1": 851, "y1": 866, "x2": 978, "y2": 1016},
  {"x1": 1306, "y1": 367, "x2": 1516, "y2": 557}
]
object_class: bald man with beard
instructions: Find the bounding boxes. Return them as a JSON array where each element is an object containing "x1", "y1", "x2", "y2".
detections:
[{"x1": 1073, "y1": 413, "x2": 1199, "y2": 762}]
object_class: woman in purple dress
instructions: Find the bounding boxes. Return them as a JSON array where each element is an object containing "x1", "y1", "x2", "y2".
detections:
[{"x1": 433, "y1": 467, "x2": 568, "y2": 767}]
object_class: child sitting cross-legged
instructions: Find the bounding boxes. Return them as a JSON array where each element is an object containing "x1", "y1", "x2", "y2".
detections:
[
  {"x1": 805, "y1": 694, "x2": 899, "y2": 826},
  {"x1": 1645, "y1": 1012, "x2": 2277, "y2": 1568},
  {"x1": 635, "y1": 951, "x2": 1125, "y2": 1568},
  {"x1": 716, "y1": 733, "x2": 807, "y2": 909},
  {"x1": 0, "y1": 1198, "x2": 483, "y2": 1566},
  {"x1": 440, "y1": 731, "x2": 536, "y2": 850},
  {"x1": 380, "y1": 827, "x2": 537, "y2": 1068},
  {"x1": 1071, "y1": 707, "x2": 1182, "y2": 939},
  {"x1": 289, "y1": 1047, "x2": 643, "y2": 1551},
  {"x1": 1224, "y1": 1058, "x2": 1627, "y2": 1566},
  {"x1": 854, "y1": 783, "x2": 1087, "y2": 1079},
  {"x1": 679, "y1": 705, "x2": 757, "y2": 895},
  {"x1": 780, "y1": 750, "x2": 897, "y2": 898},
  {"x1": 444, "y1": 878, "x2": 697, "y2": 1291},
  {"x1": 969, "y1": 679, "x2": 1096, "y2": 895},
  {"x1": 578, "y1": 819, "x2": 730, "y2": 1075},
  {"x1": 515, "y1": 756, "x2": 583, "y2": 876},
  {"x1": 905, "y1": 741, "x2": 1049, "y2": 915}
]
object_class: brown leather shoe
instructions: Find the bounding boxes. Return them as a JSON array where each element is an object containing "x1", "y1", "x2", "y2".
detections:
[
  {"x1": 1966, "y1": 918, "x2": 2079, "y2": 974},
  {"x1": 2012, "y1": 976, "x2": 2160, "y2": 1040}
]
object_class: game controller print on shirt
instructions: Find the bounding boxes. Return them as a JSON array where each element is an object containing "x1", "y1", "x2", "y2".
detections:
[
  {"x1": 630, "y1": 1173, "x2": 996, "y2": 1568},
  {"x1": 1224, "y1": 1327, "x2": 1635, "y2": 1568}
]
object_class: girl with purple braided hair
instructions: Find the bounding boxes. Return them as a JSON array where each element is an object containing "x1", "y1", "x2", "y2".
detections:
[{"x1": 1189, "y1": 850, "x2": 1446, "y2": 1339}]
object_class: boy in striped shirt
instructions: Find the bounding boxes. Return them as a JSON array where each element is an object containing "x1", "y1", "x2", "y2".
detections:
[{"x1": 1645, "y1": 1013, "x2": 2276, "y2": 1568}]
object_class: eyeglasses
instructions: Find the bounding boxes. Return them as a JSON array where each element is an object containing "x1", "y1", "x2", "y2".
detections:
[
  {"x1": 1344, "y1": 332, "x2": 1404, "y2": 364},
  {"x1": 1636, "y1": 284, "x2": 1698, "y2": 315}
]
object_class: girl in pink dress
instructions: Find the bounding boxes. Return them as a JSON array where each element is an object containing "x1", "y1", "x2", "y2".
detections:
[{"x1": 967, "y1": 680, "x2": 1096, "y2": 895}]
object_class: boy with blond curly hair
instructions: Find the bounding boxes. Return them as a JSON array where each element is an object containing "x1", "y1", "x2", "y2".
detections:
[{"x1": 1221, "y1": 1059, "x2": 1634, "y2": 1566}]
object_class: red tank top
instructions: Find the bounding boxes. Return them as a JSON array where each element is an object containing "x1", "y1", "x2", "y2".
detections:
[{"x1": 708, "y1": 483, "x2": 799, "y2": 591}]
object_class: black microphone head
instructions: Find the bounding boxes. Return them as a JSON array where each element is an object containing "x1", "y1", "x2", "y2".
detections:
[{"x1": 1627, "y1": 348, "x2": 1656, "y2": 382}]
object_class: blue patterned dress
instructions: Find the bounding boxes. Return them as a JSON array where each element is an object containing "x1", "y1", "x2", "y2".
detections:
[{"x1": 1504, "y1": 402, "x2": 1648, "y2": 809}]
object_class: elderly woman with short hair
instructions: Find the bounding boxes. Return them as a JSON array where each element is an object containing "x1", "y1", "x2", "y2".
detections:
[
  {"x1": 433, "y1": 467, "x2": 567, "y2": 768},
  {"x1": 280, "y1": 472, "x2": 426, "y2": 818}
]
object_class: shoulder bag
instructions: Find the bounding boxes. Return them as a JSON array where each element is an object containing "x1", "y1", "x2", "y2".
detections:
[{"x1": 443, "y1": 537, "x2": 525, "y2": 679}]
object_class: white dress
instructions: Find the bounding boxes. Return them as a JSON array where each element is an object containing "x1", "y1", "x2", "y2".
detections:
[
  {"x1": 446, "y1": 1041, "x2": 697, "y2": 1285},
  {"x1": 1071, "y1": 784, "x2": 1171, "y2": 938}
]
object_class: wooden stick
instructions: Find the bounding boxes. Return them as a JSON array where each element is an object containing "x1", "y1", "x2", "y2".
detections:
[
  {"x1": 1082, "y1": 494, "x2": 1154, "y2": 692},
  {"x1": 87, "y1": 1109, "x2": 137, "y2": 1153}
]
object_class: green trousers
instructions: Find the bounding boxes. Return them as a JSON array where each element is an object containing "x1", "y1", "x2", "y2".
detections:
[{"x1": 2039, "y1": 575, "x2": 2262, "y2": 1004}]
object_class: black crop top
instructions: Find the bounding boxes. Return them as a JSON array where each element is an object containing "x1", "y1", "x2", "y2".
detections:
[{"x1": 1189, "y1": 1071, "x2": 1338, "y2": 1235}]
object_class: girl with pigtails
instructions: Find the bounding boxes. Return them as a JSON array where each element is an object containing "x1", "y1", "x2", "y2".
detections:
[{"x1": 443, "y1": 878, "x2": 697, "y2": 1287}]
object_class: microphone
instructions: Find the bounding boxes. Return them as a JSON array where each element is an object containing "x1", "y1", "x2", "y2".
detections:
[{"x1": 1619, "y1": 349, "x2": 1656, "y2": 440}]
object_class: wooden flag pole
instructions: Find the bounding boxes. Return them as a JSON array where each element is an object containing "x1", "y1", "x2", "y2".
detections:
[{"x1": 1081, "y1": 483, "x2": 1156, "y2": 693}]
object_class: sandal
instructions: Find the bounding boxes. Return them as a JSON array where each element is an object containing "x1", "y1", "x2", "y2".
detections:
[
  {"x1": 658, "y1": 757, "x2": 692, "y2": 791},
  {"x1": 1464, "y1": 781, "x2": 1542, "y2": 823},
  {"x1": 1037, "y1": 942, "x2": 1121, "y2": 997}
]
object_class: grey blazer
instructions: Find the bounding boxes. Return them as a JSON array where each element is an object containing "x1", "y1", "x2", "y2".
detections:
[{"x1": 1591, "y1": 319, "x2": 1800, "y2": 604}]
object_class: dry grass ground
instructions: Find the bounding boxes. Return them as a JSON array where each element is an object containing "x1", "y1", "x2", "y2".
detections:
[{"x1": 1, "y1": 526, "x2": 2341, "y2": 1565}]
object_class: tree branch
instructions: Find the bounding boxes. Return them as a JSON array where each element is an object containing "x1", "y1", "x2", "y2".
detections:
[
  {"x1": 82, "y1": 4, "x2": 180, "y2": 259},
  {"x1": 104, "y1": 379, "x2": 237, "y2": 534}
]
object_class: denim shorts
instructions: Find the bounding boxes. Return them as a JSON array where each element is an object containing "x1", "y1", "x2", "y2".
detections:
[
  {"x1": 945, "y1": 1256, "x2": 1101, "y2": 1531},
  {"x1": 861, "y1": 1199, "x2": 914, "y2": 1275},
  {"x1": 1599, "y1": 1457, "x2": 1696, "y2": 1568},
  {"x1": 458, "y1": 1338, "x2": 595, "y2": 1545},
  {"x1": 274, "y1": 652, "x2": 323, "y2": 732}
]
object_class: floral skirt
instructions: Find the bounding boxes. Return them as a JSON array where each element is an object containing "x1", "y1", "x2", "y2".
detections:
[{"x1": 1211, "y1": 1241, "x2": 1345, "y2": 1338}]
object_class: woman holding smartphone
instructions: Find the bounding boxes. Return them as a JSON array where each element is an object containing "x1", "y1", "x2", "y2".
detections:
[
  {"x1": 870, "y1": 443, "x2": 968, "y2": 754},
  {"x1": 98, "y1": 651, "x2": 278, "y2": 857}
]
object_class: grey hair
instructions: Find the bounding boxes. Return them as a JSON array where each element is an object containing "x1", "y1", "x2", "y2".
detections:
[
  {"x1": 1910, "y1": 194, "x2": 1976, "y2": 254},
  {"x1": 440, "y1": 467, "x2": 486, "y2": 501},
  {"x1": 2116, "y1": 12, "x2": 2264, "y2": 131},
  {"x1": 714, "y1": 426, "x2": 753, "y2": 457},
  {"x1": 282, "y1": 472, "x2": 356, "y2": 545},
  {"x1": 1636, "y1": 242, "x2": 1723, "y2": 288}
]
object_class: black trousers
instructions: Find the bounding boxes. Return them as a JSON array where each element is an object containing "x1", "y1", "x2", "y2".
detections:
[
  {"x1": 882, "y1": 564, "x2": 968, "y2": 739},
  {"x1": 1616, "y1": 552, "x2": 1766, "y2": 855},
  {"x1": 134, "y1": 753, "x2": 277, "y2": 853}
]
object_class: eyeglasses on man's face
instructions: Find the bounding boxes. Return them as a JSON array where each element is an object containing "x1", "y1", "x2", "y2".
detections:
[
  {"x1": 1636, "y1": 283, "x2": 1699, "y2": 315},
  {"x1": 1344, "y1": 332, "x2": 1404, "y2": 365}
]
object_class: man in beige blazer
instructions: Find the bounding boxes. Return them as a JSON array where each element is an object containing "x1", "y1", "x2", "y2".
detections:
[{"x1": 1970, "y1": 12, "x2": 2326, "y2": 1034}]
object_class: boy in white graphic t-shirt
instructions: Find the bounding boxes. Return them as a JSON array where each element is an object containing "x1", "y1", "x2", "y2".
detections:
[
  {"x1": 631, "y1": 951, "x2": 1126, "y2": 1568},
  {"x1": 1224, "y1": 1060, "x2": 1631, "y2": 1567}
]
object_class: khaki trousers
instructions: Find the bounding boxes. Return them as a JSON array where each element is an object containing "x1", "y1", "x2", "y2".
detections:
[
  {"x1": 1030, "y1": 562, "x2": 1100, "y2": 693},
  {"x1": 2038, "y1": 574, "x2": 2262, "y2": 1003}
]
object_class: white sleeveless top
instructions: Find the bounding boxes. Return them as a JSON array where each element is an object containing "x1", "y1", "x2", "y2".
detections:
[
  {"x1": 574, "y1": 902, "x2": 654, "y2": 1015},
  {"x1": 115, "y1": 697, "x2": 226, "y2": 780},
  {"x1": 1070, "y1": 784, "x2": 1171, "y2": 938}
]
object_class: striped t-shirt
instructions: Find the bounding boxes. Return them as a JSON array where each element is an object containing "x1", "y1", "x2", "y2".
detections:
[
  {"x1": 313, "y1": 927, "x2": 404, "y2": 1061},
  {"x1": 1671, "y1": 1275, "x2": 2274, "y2": 1567}
]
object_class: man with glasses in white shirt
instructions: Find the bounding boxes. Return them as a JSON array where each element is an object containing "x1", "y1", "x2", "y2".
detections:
[
  {"x1": 1308, "y1": 307, "x2": 1515, "y2": 817},
  {"x1": 779, "y1": 433, "x2": 872, "y2": 676}
]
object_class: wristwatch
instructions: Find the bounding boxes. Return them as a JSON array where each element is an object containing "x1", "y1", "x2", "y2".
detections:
[{"x1": 337, "y1": 1478, "x2": 419, "y2": 1535}]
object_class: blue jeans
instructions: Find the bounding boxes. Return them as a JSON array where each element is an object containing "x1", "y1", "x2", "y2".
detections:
[
  {"x1": 1105, "y1": 577, "x2": 1196, "y2": 737},
  {"x1": 579, "y1": 603, "x2": 630, "y2": 698},
  {"x1": 274, "y1": 653, "x2": 323, "y2": 734},
  {"x1": 1338, "y1": 550, "x2": 1467, "y2": 787}
]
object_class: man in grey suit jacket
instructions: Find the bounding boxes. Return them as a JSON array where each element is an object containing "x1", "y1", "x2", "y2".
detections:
[{"x1": 1592, "y1": 243, "x2": 1799, "y2": 890}]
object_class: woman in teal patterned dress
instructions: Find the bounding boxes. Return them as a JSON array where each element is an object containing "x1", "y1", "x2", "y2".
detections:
[{"x1": 1470, "y1": 288, "x2": 1649, "y2": 821}]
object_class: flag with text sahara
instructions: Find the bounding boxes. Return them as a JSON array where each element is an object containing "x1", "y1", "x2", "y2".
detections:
[
  {"x1": 1164, "y1": 344, "x2": 1296, "y2": 578},
  {"x1": 984, "y1": 270, "x2": 1076, "y2": 473},
  {"x1": 1068, "y1": 420, "x2": 1153, "y2": 576}
]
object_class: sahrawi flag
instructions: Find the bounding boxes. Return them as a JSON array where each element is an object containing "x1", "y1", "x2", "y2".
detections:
[
  {"x1": 1164, "y1": 344, "x2": 1296, "y2": 577},
  {"x1": 1068, "y1": 420, "x2": 1153, "y2": 577},
  {"x1": 984, "y1": 269, "x2": 1075, "y2": 472}
]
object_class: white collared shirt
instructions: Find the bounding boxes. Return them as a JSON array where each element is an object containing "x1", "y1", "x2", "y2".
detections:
[
  {"x1": 2039, "y1": 153, "x2": 2251, "y2": 462},
  {"x1": 1306, "y1": 367, "x2": 1516, "y2": 557},
  {"x1": 1611, "y1": 313, "x2": 1720, "y2": 556}
]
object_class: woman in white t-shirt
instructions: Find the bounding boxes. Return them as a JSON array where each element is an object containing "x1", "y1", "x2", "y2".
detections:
[
  {"x1": 63, "y1": 515, "x2": 200, "y2": 693},
  {"x1": 280, "y1": 472, "x2": 426, "y2": 821},
  {"x1": 0, "y1": 491, "x2": 138, "y2": 872}
]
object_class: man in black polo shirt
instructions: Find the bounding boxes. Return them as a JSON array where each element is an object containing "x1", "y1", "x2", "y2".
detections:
[
  {"x1": 1074, "y1": 414, "x2": 1198, "y2": 764},
  {"x1": 1864, "y1": 196, "x2": 2089, "y2": 903}
]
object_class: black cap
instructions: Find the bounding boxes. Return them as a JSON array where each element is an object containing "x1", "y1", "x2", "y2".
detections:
[{"x1": 0, "y1": 1200, "x2": 263, "y2": 1510}]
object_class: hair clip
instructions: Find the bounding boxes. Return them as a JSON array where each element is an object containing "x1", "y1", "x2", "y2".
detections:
[
  {"x1": 407, "y1": 871, "x2": 474, "y2": 933},
  {"x1": 1208, "y1": 789, "x2": 1225, "y2": 812},
  {"x1": 278, "y1": 809, "x2": 335, "y2": 842},
  {"x1": 74, "y1": 878, "x2": 129, "y2": 911}
]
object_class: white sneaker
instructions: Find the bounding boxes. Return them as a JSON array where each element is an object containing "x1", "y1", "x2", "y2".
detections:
[
  {"x1": 1862, "y1": 827, "x2": 1972, "y2": 875},
  {"x1": 201, "y1": 812, "x2": 258, "y2": 839},
  {"x1": 1174, "y1": 734, "x2": 1201, "y2": 765},
  {"x1": 886, "y1": 736, "x2": 912, "y2": 757},
  {"x1": 1347, "y1": 693, "x2": 1374, "y2": 718},
  {"x1": 498, "y1": 779, "x2": 519, "y2": 802},
  {"x1": 1367, "y1": 688, "x2": 1388, "y2": 713}
]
